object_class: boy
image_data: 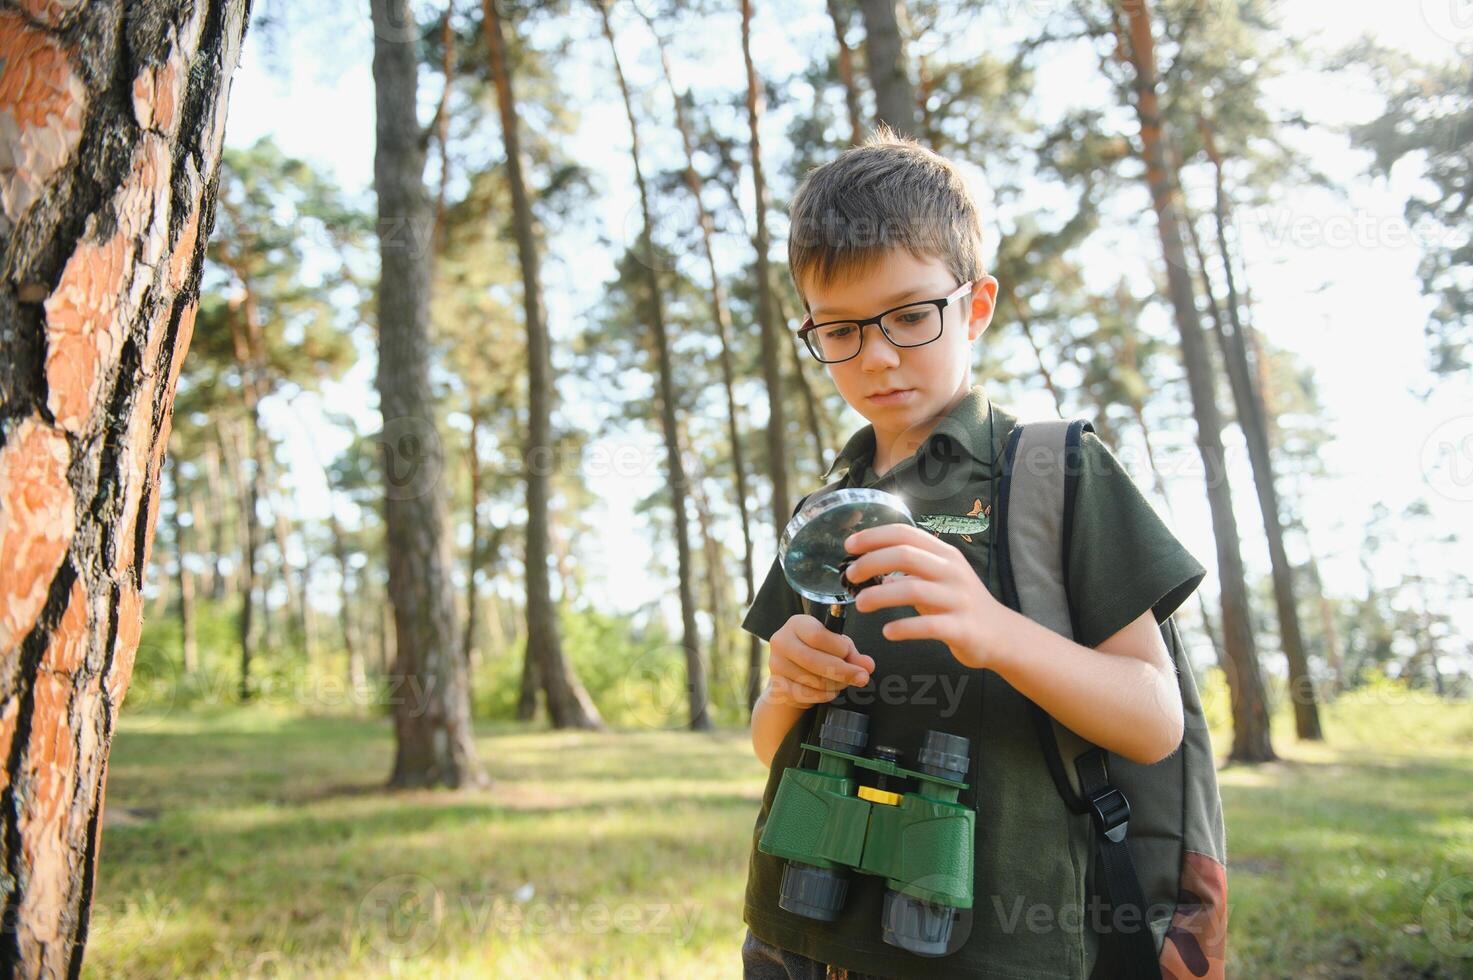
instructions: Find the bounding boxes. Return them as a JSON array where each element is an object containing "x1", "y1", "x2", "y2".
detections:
[{"x1": 740, "y1": 128, "x2": 1206, "y2": 979}]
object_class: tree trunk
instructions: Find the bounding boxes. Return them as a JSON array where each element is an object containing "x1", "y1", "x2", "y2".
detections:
[
  {"x1": 825, "y1": 0, "x2": 864, "y2": 145},
  {"x1": 463, "y1": 405, "x2": 482, "y2": 670},
  {"x1": 1115, "y1": 0, "x2": 1274, "y2": 763},
  {"x1": 1197, "y1": 121, "x2": 1322, "y2": 740},
  {"x1": 371, "y1": 0, "x2": 487, "y2": 788},
  {"x1": 482, "y1": 0, "x2": 603, "y2": 730},
  {"x1": 202, "y1": 440, "x2": 228, "y2": 600},
  {"x1": 773, "y1": 283, "x2": 832, "y2": 471},
  {"x1": 170, "y1": 456, "x2": 198, "y2": 676},
  {"x1": 634, "y1": 6, "x2": 764, "y2": 716},
  {"x1": 741, "y1": 0, "x2": 793, "y2": 549},
  {"x1": 0, "y1": 0, "x2": 249, "y2": 969},
  {"x1": 599, "y1": 3, "x2": 709, "y2": 730},
  {"x1": 856, "y1": 0, "x2": 919, "y2": 137}
]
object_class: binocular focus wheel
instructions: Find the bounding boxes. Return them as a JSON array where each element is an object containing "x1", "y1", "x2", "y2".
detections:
[
  {"x1": 882, "y1": 888, "x2": 959, "y2": 956},
  {"x1": 778, "y1": 863, "x2": 849, "y2": 922},
  {"x1": 917, "y1": 729, "x2": 971, "y2": 782},
  {"x1": 817, "y1": 708, "x2": 869, "y2": 755}
]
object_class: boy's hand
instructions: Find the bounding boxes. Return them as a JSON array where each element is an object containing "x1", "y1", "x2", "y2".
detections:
[
  {"x1": 842, "y1": 524, "x2": 1002, "y2": 670},
  {"x1": 766, "y1": 614, "x2": 876, "y2": 707}
]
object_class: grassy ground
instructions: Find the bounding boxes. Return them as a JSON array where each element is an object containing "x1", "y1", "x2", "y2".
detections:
[{"x1": 87, "y1": 691, "x2": 1473, "y2": 978}]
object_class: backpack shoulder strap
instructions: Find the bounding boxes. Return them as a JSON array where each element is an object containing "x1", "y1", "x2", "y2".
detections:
[{"x1": 998, "y1": 418, "x2": 1164, "y2": 980}]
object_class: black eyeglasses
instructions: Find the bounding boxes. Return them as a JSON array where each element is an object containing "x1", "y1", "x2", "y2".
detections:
[{"x1": 797, "y1": 281, "x2": 973, "y2": 364}]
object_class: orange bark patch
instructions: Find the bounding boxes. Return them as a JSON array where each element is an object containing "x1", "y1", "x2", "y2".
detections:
[
  {"x1": 0, "y1": 417, "x2": 74, "y2": 652},
  {"x1": 42, "y1": 234, "x2": 129, "y2": 432},
  {"x1": 166, "y1": 160, "x2": 202, "y2": 295},
  {"x1": 12, "y1": 0, "x2": 84, "y2": 29},
  {"x1": 112, "y1": 371, "x2": 157, "y2": 578},
  {"x1": 16, "y1": 668, "x2": 80, "y2": 946},
  {"x1": 105, "y1": 585, "x2": 143, "y2": 709},
  {"x1": 0, "y1": 11, "x2": 86, "y2": 227},
  {"x1": 39, "y1": 577, "x2": 88, "y2": 678},
  {"x1": 44, "y1": 133, "x2": 172, "y2": 433},
  {"x1": 131, "y1": 59, "x2": 182, "y2": 137}
]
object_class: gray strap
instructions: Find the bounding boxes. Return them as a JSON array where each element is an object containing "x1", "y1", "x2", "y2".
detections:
[{"x1": 1004, "y1": 420, "x2": 1095, "y2": 801}]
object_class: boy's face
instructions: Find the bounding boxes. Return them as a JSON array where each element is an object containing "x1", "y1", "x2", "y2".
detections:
[{"x1": 800, "y1": 249, "x2": 998, "y2": 443}]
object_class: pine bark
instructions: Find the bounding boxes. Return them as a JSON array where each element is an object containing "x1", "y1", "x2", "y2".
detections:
[
  {"x1": 0, "y1": 0, "x2": 251, "y2": 968},
  {"x1": 597, "y1": 2, "x2": 709, "y2": 729},
  {"x1": 1115, "y1": 0, "x2": 1275, "y2": 762},
  {"x1": 371, "y1": 0, "x2": 487, "y2": 787},
  {"x1": 856, "y1": 0, "x2": 918, "y2": 137},
  {"x1": 740, "y1": 0, "x2": 792, "y2": 553},
  {"x1": 1198, "y1": 122, "x2": 1322, "y2": 740},
  {"x1": 635, "y1": 5, "x2": 763, "y2": 715},
  {"x1": 482, "y1": 0, "x2": 603, "y2": 729}
]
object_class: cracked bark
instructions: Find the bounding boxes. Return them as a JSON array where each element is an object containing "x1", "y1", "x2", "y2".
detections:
[{"x1": 0, "y1": 1, "x2": 252, "y2": 971}]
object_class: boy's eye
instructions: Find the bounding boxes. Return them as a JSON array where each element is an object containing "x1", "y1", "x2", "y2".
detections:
[
  {"x1": 822, "y1": 324, "x2": 856, "y2": 339},
  {"x1": 895, "y1": 310, "x2": 929, "y2": 324}
]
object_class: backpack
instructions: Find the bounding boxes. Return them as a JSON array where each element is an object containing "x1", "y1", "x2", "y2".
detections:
[{"x1": 997, "y1": 418, "x2": 1228, "y2": 980}]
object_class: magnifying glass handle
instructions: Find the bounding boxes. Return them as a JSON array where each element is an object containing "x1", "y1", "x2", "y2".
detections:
[{"x1": 821, "y1": 603, "x2": 846, "y2": 634}]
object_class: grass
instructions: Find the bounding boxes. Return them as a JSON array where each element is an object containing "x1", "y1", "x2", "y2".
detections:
[{"x1": 87, "y1": 689, "x2": 1473, "y2": 978}]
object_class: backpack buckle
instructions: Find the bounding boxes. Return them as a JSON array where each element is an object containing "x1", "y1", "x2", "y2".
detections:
[{"x1": 1087, "y1": 785, "x2": 1131, "y2": 843}]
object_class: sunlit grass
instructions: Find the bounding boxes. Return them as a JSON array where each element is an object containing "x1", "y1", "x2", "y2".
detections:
[{"x1": 88, "y1": 680, "x2": 1472, "y2": 977}]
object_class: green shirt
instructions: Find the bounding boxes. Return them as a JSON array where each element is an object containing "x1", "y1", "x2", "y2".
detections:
[{"x1": 740, "y1": 385, "x2": 1206, "y2": 979}]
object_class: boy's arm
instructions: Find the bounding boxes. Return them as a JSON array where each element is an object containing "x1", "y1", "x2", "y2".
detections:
[
  {"x1": 984, "y1": 606, "x2": 1184, "y2": 766},
  {"x1": 750, "y1": 682, "x2": 805, "y2": 769}
]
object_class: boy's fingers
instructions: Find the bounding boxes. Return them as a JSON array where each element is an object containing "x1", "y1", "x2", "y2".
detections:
[
  {"x1": 794, "y1": 616, "x2": 860, "y2": 660},
  {"x1": 770, "y1": 658, "x2": 836, "y2": 693}
]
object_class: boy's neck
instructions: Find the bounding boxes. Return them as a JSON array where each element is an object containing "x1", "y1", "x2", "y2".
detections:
[{"x1": 869, "y1": 380, "x2": 974, "y2": 477}]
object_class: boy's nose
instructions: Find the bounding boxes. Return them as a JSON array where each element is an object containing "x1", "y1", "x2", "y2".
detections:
[{"x1": 858, "y1": 326, "x2": 902, "y2": 369}]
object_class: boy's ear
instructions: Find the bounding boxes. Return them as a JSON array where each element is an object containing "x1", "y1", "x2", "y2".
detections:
[{"x1": 968, "y1": 276, "x2": 1000, "y2": 340}]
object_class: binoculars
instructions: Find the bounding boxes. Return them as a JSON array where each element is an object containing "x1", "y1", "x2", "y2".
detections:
[{"x1": 758, "y1": 707, "x2": 974, "y2": 956}]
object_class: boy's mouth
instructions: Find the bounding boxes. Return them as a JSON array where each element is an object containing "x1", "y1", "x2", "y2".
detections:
[{"x1": 867, "y1": 387, "x2": 914, "y2": 404}]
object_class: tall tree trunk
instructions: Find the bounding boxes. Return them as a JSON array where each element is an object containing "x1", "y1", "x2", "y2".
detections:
[
  {"x1": 202, "y1": 440, "x2": 228, "y2": 600},
  {"x1": 235, "y1": 420, "x2": 262, "y2": 701},
  {"x1": 463, "y1": 405, "x2": 482, "y2": 669},
  {"x1": 825, "y1": 0, "x2": 864, "y2": 144},
  {"x1": 634, "y1": 5, "x2": 764, "y2": 716},
  {"x1": 599, "y1": 2, "x2": 709, "y2": 729},
  {"x1": 327, "y1": 508, "x2": 366, "y2": 698},
  {"x1": 170, "y1": 456, "x2": 198, "y2": 676},
  {"x1": 741, "y1": 0, "x2": 793, "y2": 548},
  {"x1": 0, "y1": 0, "x2": 249, "y2": 968},
  {"x1": 773, "y1": 283, "x2": 833, "y2": 471},
  {"x1": 1115, "y1": 0, "x2": 1274, "y2": 763},
  {"x1": 482, "y1": 0, "x2": 603, "y2": 730},
  {"x1": 856, "y1": 0, "x2": 918, "y2": 137},
  {"x1": 1197, "y1": 121, "x2": 1322, "y2": 740},
  {"x1": 371, "y1": 0, "x2": 487, "y2": 788}
]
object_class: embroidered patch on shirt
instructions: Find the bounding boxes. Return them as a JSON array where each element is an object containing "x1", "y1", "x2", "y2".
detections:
[{"x1": 914, "y1": 498, "x2": 990, "y2": 542}]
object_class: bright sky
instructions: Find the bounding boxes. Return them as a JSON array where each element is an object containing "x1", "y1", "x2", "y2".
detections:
[{"x1": 220, "y1": 2, "x2": 1472, "y2": 674}]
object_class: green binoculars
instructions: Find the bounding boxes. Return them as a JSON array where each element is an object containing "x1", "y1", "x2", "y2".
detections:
[{"x1": 758, "y1": 707, "x2": 974, "y2": 956}]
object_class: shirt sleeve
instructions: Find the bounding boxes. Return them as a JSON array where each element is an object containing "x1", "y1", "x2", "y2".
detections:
[
  {"x1": 1066, "y1": 431, "x2": 1207, "y2": 649},
  {"x1": 740, "y1": 553, "x2": 806, "y2": 643},
  {"x1": 739, "y1": 495, "x2": 813, "y2": 643}
]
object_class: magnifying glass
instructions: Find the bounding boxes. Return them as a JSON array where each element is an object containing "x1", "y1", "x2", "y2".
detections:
[{"x1": 777, "y1": 487, "x2": 915, "y2": 634}]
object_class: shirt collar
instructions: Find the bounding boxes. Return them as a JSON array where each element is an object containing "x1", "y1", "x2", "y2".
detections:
[{"x1": 821, "y1": 384, "x2": 995, "y2": 483}]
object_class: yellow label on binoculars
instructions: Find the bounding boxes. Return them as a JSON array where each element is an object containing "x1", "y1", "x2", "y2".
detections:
[{"x1": 857, "y1": 786, "x2": 904, "y2": 807}]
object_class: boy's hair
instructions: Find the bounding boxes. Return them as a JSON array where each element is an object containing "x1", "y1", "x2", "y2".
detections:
[{"x1": 787, "y1": 123, "x2": 986, "y2": 314}]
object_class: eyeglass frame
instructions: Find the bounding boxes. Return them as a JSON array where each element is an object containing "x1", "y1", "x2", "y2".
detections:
[{"x1": 796, "y1": 280, "x2": 975, "y2": 364}]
